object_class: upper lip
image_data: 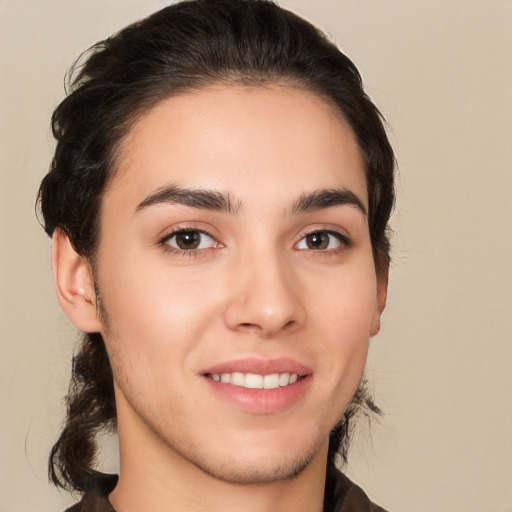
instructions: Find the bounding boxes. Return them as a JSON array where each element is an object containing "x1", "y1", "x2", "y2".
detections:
[{"x1": 201, "y1": 357, "x2": 312, "y2": 376}]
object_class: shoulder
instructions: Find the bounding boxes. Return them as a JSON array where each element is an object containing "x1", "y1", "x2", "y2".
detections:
[
  {"x1": 63, "y1": 468, "x2": 388, "y2": 512},
  {"x1": 325, "y1": 466, "x2": 389, "y2": 512},
  {"x1": 62, "y1": 472, "x2": 118, "y2": 512}
]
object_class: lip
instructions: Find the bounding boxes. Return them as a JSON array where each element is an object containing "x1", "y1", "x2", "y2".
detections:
[
  {"x1": 201, "y1": 357, "x2": 312, "y2": 376},
  {"x1": 201, "y1": 358, "x2": 313, "y2": 414}
]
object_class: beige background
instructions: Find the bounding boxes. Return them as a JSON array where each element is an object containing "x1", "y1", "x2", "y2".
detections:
[{"x1": 1, "y1": 1, "x2": 511, "y2": 511}]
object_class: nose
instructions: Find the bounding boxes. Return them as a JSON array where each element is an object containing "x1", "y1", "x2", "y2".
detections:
[{"x1": 223, "y1": 250, "x2": 306, "y2": 337}]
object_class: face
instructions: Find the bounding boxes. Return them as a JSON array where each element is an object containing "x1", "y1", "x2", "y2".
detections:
[{"x1": 93, "y1": 84, "x2": 384, "y2": 483}]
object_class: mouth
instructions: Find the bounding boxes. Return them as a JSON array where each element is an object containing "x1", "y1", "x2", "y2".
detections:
[
  {"x1": 201, "y1": 358, "x2": 312, "y2": 413},
  {"x1": 204, "y1": 371, "x2": 300, "y2": 389}
]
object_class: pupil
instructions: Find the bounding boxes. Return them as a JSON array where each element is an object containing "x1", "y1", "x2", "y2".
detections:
[
  {"x1": 177, "y1": 231, "x2": 199, "y2": 249},
  {"x1": 307, "y1": 232, "x2": 328, "y2": 249}
]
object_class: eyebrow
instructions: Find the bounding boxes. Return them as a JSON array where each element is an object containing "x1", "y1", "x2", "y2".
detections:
[
  {"x1": 135, "y1": 185, "x2": 242, "y2": 215},
  {"x1": 134, "y1": 184, "x2": 366, "y2": 218},
  {"x1": 290, "y1": 188, "x2": 367, "y2": 217}
]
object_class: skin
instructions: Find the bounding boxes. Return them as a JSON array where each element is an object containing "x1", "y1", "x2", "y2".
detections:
[{"x1": 53, "y1": 84, "x2": 386, "y2": 512}]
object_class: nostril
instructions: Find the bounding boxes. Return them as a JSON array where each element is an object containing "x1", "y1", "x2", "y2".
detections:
[
  {"x1": 283, "y1": 320, "x2": 297, "y2": 331},
  {"x1": 237, "y1": 322, "x2": 262, "y2": 333}
]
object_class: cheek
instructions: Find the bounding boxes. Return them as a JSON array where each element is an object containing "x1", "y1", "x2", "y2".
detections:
[
  {"x1": 311, "y1": 259, "x2": 378, "y2": 334},
  {"x1": 311, "y1": 288, "x2": 373, "y2": 427},
  {"x1": 307, "y1": 258, "x2": 377, "y2": 380},
  {"x1": 96, "y1": 253, "x2": 225, "y2": 361}
]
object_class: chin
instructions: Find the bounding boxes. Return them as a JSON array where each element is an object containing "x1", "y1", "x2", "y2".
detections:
[
  {"x1": 173, "y1": 431, "x2": 327, "y2": 485},
  {"x1": 191, "y1": 451, "x2": 316, "y2": 485}
]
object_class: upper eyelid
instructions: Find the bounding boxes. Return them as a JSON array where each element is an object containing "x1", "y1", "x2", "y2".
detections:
[
  {"x1": 165, "y1": 228, "x2": 215, "y2": 240},
  {"x1": 298, "y1": 225, "x2": 350, "y2": 241},
  {"x1": 295, "y1": 227, "x2": 352, "y2": 250},
  {"x1": 157, "y1": 224, "x2": 219, "y2": 244}
]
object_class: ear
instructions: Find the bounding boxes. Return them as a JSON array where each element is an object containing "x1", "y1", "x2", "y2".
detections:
[
  {"x1": 51, "y1": 229, "x2": 102, "y2": 333},
  {"x1": 370, "y1": 269, "x2": 388, "y2": 337}
]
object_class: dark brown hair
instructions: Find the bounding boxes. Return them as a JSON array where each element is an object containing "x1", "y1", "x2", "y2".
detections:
[{"x1": 38, "y1": 0, "x2": 395, "y2": 493}]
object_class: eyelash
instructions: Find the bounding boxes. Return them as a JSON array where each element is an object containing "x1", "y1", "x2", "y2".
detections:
[
  {"x1": 157, "y1": 226, "x2": 219, "y2": 258},
  {"x1": 296, "y1": 228, "x2": 352, "y2": 255},
  {"x1": 157, "y1": 226, "x2": 352, "y2": 258}
]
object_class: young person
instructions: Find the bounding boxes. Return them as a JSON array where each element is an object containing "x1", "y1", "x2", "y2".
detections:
[{"x1": 38, "y1": 1, "x2": 395, "y2": 510}]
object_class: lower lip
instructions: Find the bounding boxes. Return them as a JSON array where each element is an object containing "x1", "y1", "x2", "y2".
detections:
[{"x1": 203, "y1": 375, "x2": 312, "y2": 414}]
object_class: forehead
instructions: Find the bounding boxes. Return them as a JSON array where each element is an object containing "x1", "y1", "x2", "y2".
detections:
[{"x1": 107, "y1": 84, "x2": 367, "y2": 211}]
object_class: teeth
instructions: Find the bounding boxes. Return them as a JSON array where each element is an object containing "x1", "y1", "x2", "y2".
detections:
[
  {"x1": 263, "y1": 373, "x2": 280, "y2": 389},
  {"x1": 231, "y1": 372, "x2": 245, "y2": 386},
  {"x1": 245, "y1": 373, "x2": 263, "y2": 388},
  {"x1": 278, "y1": 373, "x2": 290, "y2": 386},
  {"x1": 208, "y1": 372, "x2": 299, "y2": 389}
]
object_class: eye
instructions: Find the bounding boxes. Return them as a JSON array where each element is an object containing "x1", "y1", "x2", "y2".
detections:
[
  {"x1": 295, "y1": 230, "x2": 346, "y2": 251},
  {"x1": 164, "y1": 229, "x2": 216, "y2": 251}
]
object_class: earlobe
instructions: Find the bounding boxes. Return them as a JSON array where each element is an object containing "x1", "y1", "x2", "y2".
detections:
[
  {"x1": 51, "y1": 229, "x2": 102, "y2": 333},
  {"x1": 370, "y1": 270, "x2": 388, "y2": 337}
]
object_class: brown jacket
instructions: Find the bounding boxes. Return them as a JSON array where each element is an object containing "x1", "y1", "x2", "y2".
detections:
[{"x1": 65, "y1": 468, "x2": 388, "y2": 512}]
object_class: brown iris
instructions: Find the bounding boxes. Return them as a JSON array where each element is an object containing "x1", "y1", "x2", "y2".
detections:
[
  {"x1": 305, "y1": 232, "x2": 330, "y2": 250},
  {"x1": 175, "y1": 230, "x2": 201, "y2": 250}
]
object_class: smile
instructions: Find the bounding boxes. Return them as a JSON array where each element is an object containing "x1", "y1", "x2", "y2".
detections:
[
  {"x1": 205, "y1": 372, "x2": 299, "y2": 389},
  {"x1": 202, "y1": 359, "x2": 312, "y2": 413}
]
